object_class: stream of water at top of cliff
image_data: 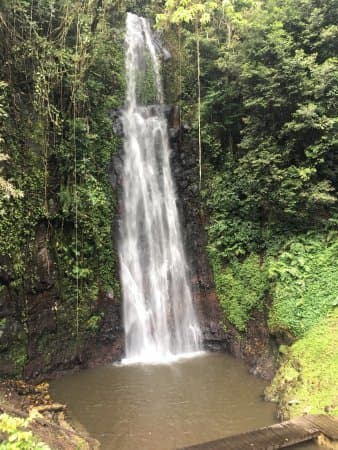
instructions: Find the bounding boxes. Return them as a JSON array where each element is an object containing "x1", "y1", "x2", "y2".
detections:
[{"x1": 119, "y1": 12, "x2": 201, "y2": 364}]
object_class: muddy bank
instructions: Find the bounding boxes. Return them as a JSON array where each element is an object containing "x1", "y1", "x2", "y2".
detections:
[{"x1": 0, "y1": 380, "x2": 99, "y2": 449}]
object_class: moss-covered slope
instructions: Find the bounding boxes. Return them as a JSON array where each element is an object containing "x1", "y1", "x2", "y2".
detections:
[{"x1": 266, "y1": 310, "x2": 338, "y2": 419}]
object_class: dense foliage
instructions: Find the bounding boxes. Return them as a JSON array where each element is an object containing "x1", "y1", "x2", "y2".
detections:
[
  {"x1": 159, "y1": 0, "x2": 338, "y2": 326},
  {"x1": 268, "y1": 232, "x2": 338, "y2": 338},
  {"x1": 266, "y1": 309, "x2": 338, "y2": 418},
  {"x1": 0, "y1": 413, "x2": 49, "y2": 450},
  {"x1": 0, "y1": 0, "x2": 128, "y2": 373},
  {"x1": 0, "y1": 0, "x2": 337, "y2": 421},
  {"x1": 159, "y1": 0, "x2": 338, "y2": 416},
  {"x1": 213, "y1": 254, "x2": 268, "y2": 331}
]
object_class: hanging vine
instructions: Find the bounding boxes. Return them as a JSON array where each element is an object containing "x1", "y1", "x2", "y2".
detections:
[{"x1": 0, "y1": 0, "x2": 124, "y2": 374}]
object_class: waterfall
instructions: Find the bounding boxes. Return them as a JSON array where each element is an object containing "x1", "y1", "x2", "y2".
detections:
[{"x1": 119, "y1": 13, "x2": 202, "y2": 364}]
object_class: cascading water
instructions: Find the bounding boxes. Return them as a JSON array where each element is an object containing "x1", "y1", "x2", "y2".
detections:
[{"x1": 119, "y1": 12, "x2": 202, "y2": 363}]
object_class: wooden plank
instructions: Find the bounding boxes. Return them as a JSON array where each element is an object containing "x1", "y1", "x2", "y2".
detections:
[
  {"x1": 220, "y1": 430, "x2": 277, "y2": 450},
  {"x1": 180, "y1": 427, "x2": 316, "y2": 449},
  {"x1": 265, "y1": 422, "x2": 318, "y2": 449},
  {"x1": 178, "y1": 415, "x2": 338, "y2": 450},
  {"x1": 236, "y1": 429, "x2": 280, "y2": 449},
  {"x1": 303, "y1": 415, "x2": 338, "y2": 440}
]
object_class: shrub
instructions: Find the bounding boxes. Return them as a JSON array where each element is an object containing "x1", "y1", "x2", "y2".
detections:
[
  {"x1": 213, "y1": 254, "x2": 269, "y2": 331},
  {"x1": 0, "y1": 413, "x2": 50, "y2": 450},
  {"x1": 268, "y1": 232, "x2": 338, "y2": 337}
]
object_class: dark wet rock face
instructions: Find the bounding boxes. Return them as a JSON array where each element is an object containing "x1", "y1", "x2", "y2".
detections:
[
  {"x1": 111, "y1": 105, "x2": 227, "y2": 352},
  {"x1": 22, "y1": 288, "x2": 122, "y2": 382},
  {"x1": 30, "y1": 224, "x2": 58, "y2": 292},
  {"x1": 167, "y1": 107, "x2": 227, "y2": 352},
  {"x1": 0, "y1": 223, "x2": 123, "y2": 382},
  {"x1": 224, "y1": 310, "x2": 277, "y2": 381},
  {"x1": 167, "y1": 106, "x2": 276, "y2": 376},
  {"x1": 0, "y1": 256, "x2": 14, "y2": 286},
  {"x1": 110, "y1": 110, "x2": 124, "y2": 137},
  {"x1": 0, "y1": 104, "x2": 274, "y2": 381}
]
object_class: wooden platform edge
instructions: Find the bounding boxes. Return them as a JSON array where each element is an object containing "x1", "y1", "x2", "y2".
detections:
[{"x1": 178, "y1": 414, "x2": 338, "y2": 450}]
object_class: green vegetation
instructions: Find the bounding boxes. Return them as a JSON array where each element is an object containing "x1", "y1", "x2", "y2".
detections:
[
  {"x1": 0, "y1": 0, "x2": 128, "y2": 374},
  {"x1": 0, "y1": 0, "x2": 337, "y2": 425},
  {"x1": 268, "y1": 232, "x2": 338, "y2": 338},
  {"x1": 135, "y1": 53, "x2": 159, "y2": 105},
  {"x1": 160, "y1": 0, "x2": 337, "y2": 239},
  {"x1": 266, "y1": 310, "x2": 338, "y2": 418},
  {"x1": 210, "y1": 231, "x2": 338, "y2": 337},
  {"x1": 158, "y1": 0, "x2": 218, "y2": 188},
  {"x1": 213, "y1": 254, "x2": 268, "y2": 331},
  {"x1": 264, "y1": 233, "x2": 338, "y2": 418},
  {"x1": 159, "y1": 0, "x2": 337, "y2": 417},
  {"x1": 0, "y1": 413, "x2": 49, "y2": 450}
]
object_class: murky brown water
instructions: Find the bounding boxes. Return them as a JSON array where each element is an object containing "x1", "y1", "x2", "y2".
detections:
[{"x1": 50, "y1": 353, "x2": 324, "y2": 450}]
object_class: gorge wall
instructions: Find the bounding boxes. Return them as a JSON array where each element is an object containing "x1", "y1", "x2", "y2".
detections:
[
  {"x1": 0, "y1": 221, "x2": 122, "y2": 381},
  {"x1": 167, "y1": 108, "x2": 226, "y2": 351},
  {"x1": 111, "y1": 104, "x2": 227, "y2": 354},
  {"x1": 167, "y1": 107, "x2": 275, "y2": 379},
  {"x1": 0, "y1": 2, "x2": 275, "y2": 383},
  {"x1": 0, "y1": 1, "x2": 126, "y2": 381},
  {"x1": 0, "y1": 104, "x2": 226, "y2": 381},
  {"x1": 0, "y1": 103, "x2": 275, "y2": 384}
]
